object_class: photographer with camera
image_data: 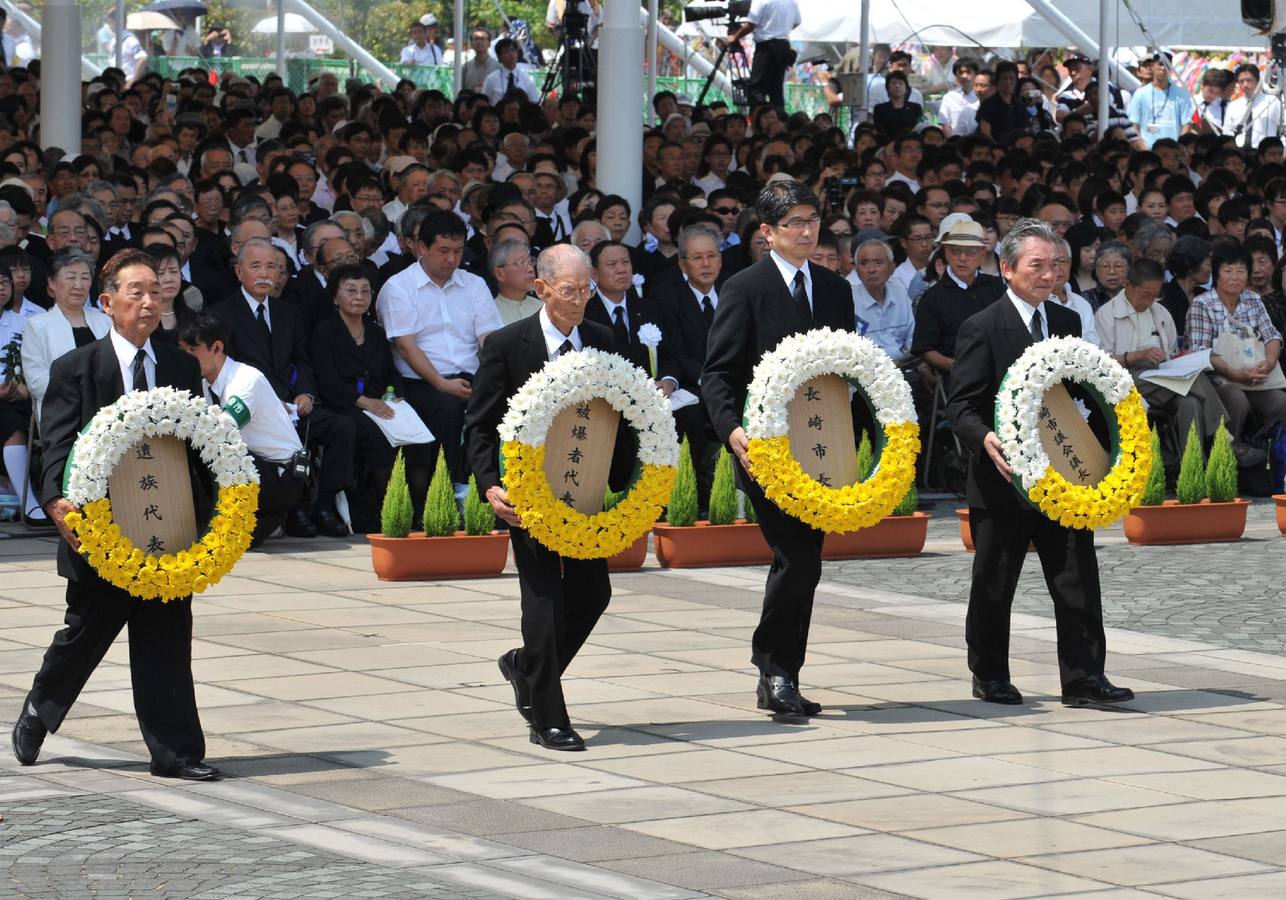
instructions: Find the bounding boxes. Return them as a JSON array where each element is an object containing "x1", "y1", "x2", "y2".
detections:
[
  {"x1": 199, "y1": 25, "x2": 236, "y2": 59},
  {"x1": 728, "y1": 0, "x2": 801, "y2": 109}
]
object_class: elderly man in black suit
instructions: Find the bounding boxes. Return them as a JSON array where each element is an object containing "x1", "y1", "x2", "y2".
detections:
[
  {"x1": 584, "y1": 240, "x2": 657, "y2": 372},
  {"x1": 702, "y1": 180, "x2": 857, "y2": 717},
  {"x1": 946, "y1": 218, "x2": 1133, "y2": 707},
  {"x1": 213, "y1": 237, "x2": 355, "y2": 538},
  {"x1": 464, "y1": 244, "x2": 633, "y2": 752},
  {"x1": 11, "y1": 249, "x2": 218, "y2": 780}
]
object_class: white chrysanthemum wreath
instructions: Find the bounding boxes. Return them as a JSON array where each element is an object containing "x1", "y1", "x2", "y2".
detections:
[
  {"x1": 995, "y1": 336, "x2": 1151, "y2": 529},
  {"x1": 744, "y1": 328, "x2": 920, "y2": 532},
  {"x1": 500, "y1": 348, "x2": 678, "y2": 558},
  {"x1": 63, "y1": 387, "x2": 260, "y2": 601}
]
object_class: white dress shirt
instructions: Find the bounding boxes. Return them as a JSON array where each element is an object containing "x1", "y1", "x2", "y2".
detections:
[
  {"x1": 210, "y1": 358, "x2": 303, "y2": 463},
  {"x1": 400, "y1": 42, "x2": 445, "y2": 65},
  {"x1": 228, "y1": 139, "x2": 256, "y2": 167},
  {"x1": 110, "y1": 328, "x2": 156, "y2": 392},
  {"x1": 1050, "y1": 286, "x2": 1100, "y2": 347},
  {"x1": 890, "y1": 259, "x2": 920, "y2": 295},
  {"x1": 768, "y1": 250, "x2": 812, "y2": 311},
  {"x1": 1226, "y1": 90, "x2": 1283, "y2": 151},
  {"x1": 376, "y1": 263, "x2": 503, "y2": 379},
  {"x1": 539, "y1": 306, "x2": 582, "y2": 360},
  {"x1": 745, "y1": 0, "x2": 801, "y2": 40},
  {"x1": 1007, "y1": 288, "x2": 1047, "y2": 337},
  {"x1": 849, "y1": 272, "x2": 914, "y2": 360},
  {"x1": 482, "y1": 65, "x2": 541, "y2": 104},
  {"x1": 938, "y1": 88, "x2": 979, "y2": 135}
]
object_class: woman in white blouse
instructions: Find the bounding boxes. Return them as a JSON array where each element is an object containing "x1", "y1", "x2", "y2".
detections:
[
  {"x1": 0, "y1": 266, "x2": 46, "y2": 522},
  {"x1": 21, "y1": 249, "x2": 111, "y2": 424}
]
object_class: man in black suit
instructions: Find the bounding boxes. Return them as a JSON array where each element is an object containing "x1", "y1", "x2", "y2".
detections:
[
  {"x1": 464, "y1": 244, "x2": 632, "y2": 752},
  {"x1": 703, "y1": 180, "x2": 857, "y2": 717},
  {"x1": 213, "y1": 238, "x2": 355, "y2": 538},
  {"x1": 11, "y1": 249, "x2": 218, "y2": 781},
  {"x1": 657, "y1": 223, "x2": 724, "y2": 514},
  {"x1": 946, "y1": 218, "x2": 1133, "y2": 707},
  {"x1": 584, "y1": 240, "x2": 657, "y2": 372}
]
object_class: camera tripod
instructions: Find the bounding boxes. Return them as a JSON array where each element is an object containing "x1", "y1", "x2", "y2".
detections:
[
  {"x1": 541, "y1": 6, "x2": 597, "y2": 102},
  {"x1": 695, "y1": 34, "x2": 751, "y2": 110}
]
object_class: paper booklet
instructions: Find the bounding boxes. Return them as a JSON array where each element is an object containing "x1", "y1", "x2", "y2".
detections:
[
  {"x1": 1138, "y1": 349, "x2": 1213, "y2": 397},
  {"x1": 669, "y1": 388, "x2": 700, "y2": 412},
  {"x1": 364, "y1": 400, "x2": 435, "y2": 446}
]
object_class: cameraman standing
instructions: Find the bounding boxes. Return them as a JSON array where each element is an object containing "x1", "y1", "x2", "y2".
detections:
[{"x1": 730, "y1": 0, "x2": 801, "y2": 109}]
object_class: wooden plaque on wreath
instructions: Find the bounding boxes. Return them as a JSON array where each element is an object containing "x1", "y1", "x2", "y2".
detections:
[
  {"x1": 785, "y1": 374, "x2": 859, "y2": 489},
  {"x1": 542, "y1": 398, "x2": 621, "y2": 514},
  {"x1": 1037, "y1": 383, "x2": 1110, "y2": 486},
  {"x1": 107, "y1": 436, "x2": 198, "y2": 557}
]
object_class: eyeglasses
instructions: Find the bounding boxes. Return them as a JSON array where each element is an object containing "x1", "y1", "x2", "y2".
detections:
[
  {"x1": 904, "y1": 234, "x2": 934, "y2": 244},
  {"x1": 711, "y1": 206, "x2": 739, "y2": 215},
  {"x1": 549, "y1": 282, "x2": 592, "y2": 300},
  {"x1": 775, "y1": 214, "x2": 821, "y2": 231}
]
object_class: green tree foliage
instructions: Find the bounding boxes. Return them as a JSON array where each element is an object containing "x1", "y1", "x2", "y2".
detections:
[
  {"x1": 1175, "y1": 422, "x2": 1207, "y2": 505},
  {"x1": 894, "y1": 481, "x2": 918, "y2": 517},
  {"x1": 742, "y1": 490, "x2": 757, "y2": 524},
  {"x1": 708, "y1": 448, "x2": 738, "y2": 525},
  {"x1": 1140, "y1": 425, "x2": 1166, "y2": 506},
  {"x1": 423, "y1": 452, "x2": 461, "y2": 537},
  {"x1": 856, "y1": 431, "x2": 874, "y2": 481},
  {"x1": 463, "y1": 475, "x2": 495, "y2": 536},
  {"x1": 666, "y1": 438, "x2": 697, "y2": 527},
  {"x1": 380, "y1": 450, "x2": 413, "y2": 538},
  {"x1": 1205, "y1": 420, "x2": 1239, "y2": 504}
]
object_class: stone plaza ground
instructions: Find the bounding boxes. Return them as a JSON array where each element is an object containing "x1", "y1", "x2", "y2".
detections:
[{"x1": 2, "y1": 498, "x2": 1286, "y2": 898}]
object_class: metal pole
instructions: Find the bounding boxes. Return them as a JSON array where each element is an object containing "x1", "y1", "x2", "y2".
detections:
[
  {"x1": 1021, "y1": 0, "x2": 1140, "y2": 90},
  {"x1": 276, "y1": 0, "x2": 287, "y2": 79},
  {"x1": 453, "y1": 0, "x2": 464, "y2": 94},
  {"x1": 1097, "y1": 0, "x2": 1109, "y2": 140},
  {"x1": 636, "y1": 6, "x2": 732, "y2": 96},
  {"x1": 0, "y1": 0, "x2": 102, "y2": 77},
  {"x1": 114, "y1": 0, "x2": 125, "y2": 70},
  {"x1": 600, "y1": 0, "x2": 644, "y2": 244},
  {"x1": 286, "y1": 0, "x2": 401, "y2": 89},
  {"x1": 855, "y1": 0, "x2": 870, "y2": 124},
  {"x1": 647, "y1": 0, "x2": 658, "y2": 119},
  {"x1": 41, "y1": 0, "x2": 81, "y2": 153}
]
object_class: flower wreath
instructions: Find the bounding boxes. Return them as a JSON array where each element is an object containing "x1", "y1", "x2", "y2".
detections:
[
  {"x1": 500, "y1": 348, "x2": 678, "y2": 559},
  {"x1": 996, "y1": 336, "x2": 1151, "y2": 530},
  {"x1": 744, "y1": 328, "x2": 920, "y2": 533},
  {"x1": 62, "y1": 387, "x2": 260, "y2": 601}
]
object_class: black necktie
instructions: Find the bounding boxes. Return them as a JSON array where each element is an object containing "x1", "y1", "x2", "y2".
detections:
[
  {"x1": 1030, "y1": 308, "x2": 1044, "y2": 342},
  {"x1": 701, "y1": 295, "x2": 714, "y2": 332},
  {"x1": 238, "y1": 148, "x2": 248, "y2": 164},
  {"x1": 792, "y1": 270, "x2": 812, "y2": 328},
  {"x1": 131, "y1": 348, "x2": 148, "y2": 392},
  {"x1": 611, "y1": 305, "x2": 629, "y2": 350},
  {"x1": 556, "y1": 339, "x2": 573, "y2": 357},
  {"x1": 209, "y1": 388, "x2": 221, "y2": 406},
  {"x1": 256, "y1": 302, "x2": 270, "y2": 337},
  {"x1": 507, "y1": 71, "x2": 515, "y2": 95}
]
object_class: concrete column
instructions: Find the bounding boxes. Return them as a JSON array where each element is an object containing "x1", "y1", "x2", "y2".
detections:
[
  {"x1": 40, "y1": 0, "x2": 82, "y2": 154},
  {"x1": 598, "y1": 0, "x2": 644, "y2": 244},
  {"x1": 453, "y1": 0, "x2": 465, "y2": 95},
  {"x1": 1097, "y1": 0, "x2": 1110, "y2": 140},
  {"x1": 646, "y1": 0, "x2": 658, "y2": 121},
  {"x1": 115, "y1": 0, "x2": 125, "y2": 70},
  {"x1": 277, "y1": 0, "x2": 287, "y2": 79}
]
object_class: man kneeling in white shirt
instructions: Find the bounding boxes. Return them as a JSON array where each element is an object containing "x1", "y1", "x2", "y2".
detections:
[{"x1": 178, "y1": 313, "x2": 306, "y2": 547}]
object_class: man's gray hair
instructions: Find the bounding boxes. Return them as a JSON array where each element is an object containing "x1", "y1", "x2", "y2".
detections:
[
  {"x1": 489, "y1": 238, "x2": 530, "y2": 273},
  {"x1": 571, "y1": 219, "x2": 610, "y2": 246},
  {"x1": 332, "y1": 210, "x2": 377, "y2": 242},
  {"x1": 303, "y1": 219, "x2": 343, "y2": 257},
  {"x1": 998, "y1": 218, "x2": 1058, "y2": 269},
  {"x1": 1133, "y1": 220, "x2": 1172, "y2": 248},
  {"x1": 85, "y1": 179, "x2": 117, "y2": 200},
  {"x1": 677, "y1": 224, "x2": 721, "y2": 258},
  {"x1": 395, "y1": 206, "x2": 430, "y2": 240},
  {"x1": 430, "y1": 168, "x2": 463, "y2": 187},
  {"x1": 854, "y1": 238, "x2": 894, "y2": 263},
  {"x1": 236, "y1": 236, "x2": 277, "y2": 265},
  {"x1": 536, "y1": 243, "x2": 590, "y2": 282}
]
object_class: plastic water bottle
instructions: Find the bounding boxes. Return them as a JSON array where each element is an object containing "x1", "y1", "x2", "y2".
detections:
[{"x1": 382, "y1": 385, "x2": 396, "y2": 402}]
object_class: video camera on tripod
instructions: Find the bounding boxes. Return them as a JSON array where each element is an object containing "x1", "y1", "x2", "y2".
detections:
[
  {"x1": 683, "y1": 0, "x2": 754, "y2": 108},
  {"x1": 683, "y1": 0, "x2": 752, "y2": 24}
]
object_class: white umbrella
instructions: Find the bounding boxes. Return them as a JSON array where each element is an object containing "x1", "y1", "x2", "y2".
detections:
[
  {"x1": 125, "y1": 11, "x2": 181, "y2": 31},
  {"x1": 251, "y1": 13, "x2": 316, "y2": 34}
]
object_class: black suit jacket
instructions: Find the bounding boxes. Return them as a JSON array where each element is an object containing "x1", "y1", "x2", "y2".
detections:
[
  {"x1": 946, "y1": 297, "x2": 1081, "y2": 510},
  {"x1": 582, "y1": 289, "x2": 657, "y2": 373},
  {"x1": 464, "y1": 314, "x2": 631, "y2": 499},
  {"x1": 702, "y1": 257, "x2": 857, "y2": 444},
  {"x1": 40, "y1": 335, "x2": 204, "y2": 580},
  {"x1": 212, "y1": 292, "x2": 318, "y2": 401},
  {"x1": 656, "y1": 283, "x2": 714, "y2": 397}
]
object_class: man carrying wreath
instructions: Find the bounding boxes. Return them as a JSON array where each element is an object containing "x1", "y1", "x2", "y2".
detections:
[
  {"x1": 702, "y1": 180, "x2": 856, "y2": 716},
  {"x1": 946, "y1": 218, "x2": 1133, "y2": 708},
  {"x1": 11, "y1": 249, "x2": 218, "y2": 780}
]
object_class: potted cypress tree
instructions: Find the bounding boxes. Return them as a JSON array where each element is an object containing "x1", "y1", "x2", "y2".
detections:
[
  {"x1": 824, "y1": 433, "x2": 931, "y2": 559},
  {"x1": 653, "y1": 441, "x2": 772, "y2": 567},
  {"x1": 1125, "y1": 421, "x2": 1249, "y2": 545},
  {"x1": 367, "y1": 454, "x2": 510, "y2": 579}
]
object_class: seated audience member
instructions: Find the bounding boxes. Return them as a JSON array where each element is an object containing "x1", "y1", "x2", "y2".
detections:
[
  {"x1": 1081, "y1": 241, "x2": 1131, "y2": 310},
  {"x1": 911, "y1": 219, "x2": 1005, "y2": 377},
  {"x1": 0, "y1": 264, "x2": 45, "y2": 523},
  {"x1": 849, "y1": 238, "x2": 914, "y2": 364},
  {"x1": 1050, "y1": 237, "x2": 1099, "y2": 345},
  {"x1": 1161, "y1": 235, "x2": 1212, "y2": 338},
  {"x1": 490, "y1": 239, "x2": 542, "y2": 325},
  {"x1": 144, "y1": 243, "x2": 196, "y2": 344}
]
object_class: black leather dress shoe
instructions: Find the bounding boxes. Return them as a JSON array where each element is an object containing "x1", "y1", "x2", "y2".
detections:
[
  {"x1": 972, "y1": 676, "x2": 1024, "y2": 705},
  {"x1": 1062, "y1": 675, "x2": 1134, "y2": 706},
  {"x1": 756, "y1": 675, "x2": 822, "y2": 716},
  {"x1": 150, "y1": 760, "x2": 221, "y2": 781},
  {"x1": 11, "y1": 701, "x2": 46, "y2": 766},
  {"x1": 284, "y1": 508, "x2": 317, "y2": 538},
  {"x1": 314, "y1": 509, "x2": 349, "y2": 538},
  {"x1": 529, "y1": 726, "x2": 585, "y2": 751},
  {"x1": 497, "y1": 649, "x2": 532, "y2": 722}
]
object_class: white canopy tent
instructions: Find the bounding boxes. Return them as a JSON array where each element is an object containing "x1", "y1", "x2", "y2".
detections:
[{"x1": 790, "y1": 0, "x2": 1265, "y2": 51}]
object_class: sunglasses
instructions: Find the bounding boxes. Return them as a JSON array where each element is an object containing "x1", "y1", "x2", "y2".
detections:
[{"x1": 711, "y1": 206, "x2": 739, "y2": 214}]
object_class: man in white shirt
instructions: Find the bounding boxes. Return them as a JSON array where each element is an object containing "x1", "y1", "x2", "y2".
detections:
[
  {"x1": 850, "y1": 239, "x2": 914, "y2": 363},
  {"x1": 885, "y1": 134, "x2": 923, "y2": 193},
  {"x1": 177, "y1": 314, "x2": 305, "y2": 547},
  {"x1": 254, "y1": 89, "x2": 295, "y2": 142},
  {"x1": 376, "y1": 209, "x2": 503, "y2": 519},
  {"x1": 938, "y1": 58, "x2": 981, "y2": 137},
  {"x1": 532, "y1": 172, "x2": 572, "y2": 243},
  {"x1": 728, "y1": 0, "x2": 801, "y2": 109},
  {"x1": 1226, "y1": 63, "x2": 1282, "y2": 152},
  {"x1": 482, "y1": 39, "x2": 541, "y2": 104},
  {"x1": 400, "y1": 19, "x2": 445, "y2": 66},
  {"x1": 382, "y1": 162, "x2": 429, "y2": 228}
]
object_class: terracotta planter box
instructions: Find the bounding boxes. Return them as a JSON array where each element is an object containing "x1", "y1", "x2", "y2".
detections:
[
  {"x1": 1123, "y1": 499, "x2": 1250, "y2": 546},
  {"x1": 956, "y1": 508, "x2": 1035, "y2": 553},
  {"x1": 1275, "y1": 495, "x2": 1286, "y2": 536},
  {"x1": 367, "y1": 531, "x2": 510, "y2": 580},
  {"x1": 607, "y1": 534, "x2": 649, "y2": 571},
  {"x1": 822, "y1": 513, "x2": 931, "y2": 560},
  {"x1": 653, "y1": 520, "x2": 773, "y2": 568}
]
